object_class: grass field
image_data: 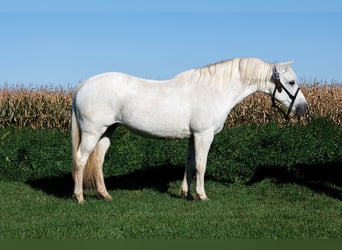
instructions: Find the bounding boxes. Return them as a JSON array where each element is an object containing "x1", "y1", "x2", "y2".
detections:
[
  {"x1": 1, "y1": 178, "x2": 341, "y2": 239},
  {"x1": 0, "y1": 120, "x2": 341, "y2": 239}
]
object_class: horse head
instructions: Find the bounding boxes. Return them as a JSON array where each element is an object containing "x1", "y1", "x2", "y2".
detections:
[{"x1": 271, "y1": 61, "x2": 309, "y2": 118}]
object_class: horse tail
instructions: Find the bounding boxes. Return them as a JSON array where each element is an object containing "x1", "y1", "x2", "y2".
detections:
[
  {"x1": 71, "y1": 100, "x2": 81, "y2": 181},
  {"x1": 83, "y1": 148, "x2": 99, "y2": 189}
]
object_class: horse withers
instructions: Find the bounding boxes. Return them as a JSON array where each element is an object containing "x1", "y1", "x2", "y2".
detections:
[{"x1": 72, "y1": 57, "x2": 308, "y2": 203}]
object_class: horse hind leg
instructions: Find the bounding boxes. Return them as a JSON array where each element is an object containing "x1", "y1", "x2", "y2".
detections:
[
  {"x1": 73, "y1": 133, "x2": 100, "y2": 203},
  {"x1": 84, "y1": 136, "x2": 112, "y2": 200},
  {"x1": 83, "y1": 125, "x2": 116, "y2": 200}
]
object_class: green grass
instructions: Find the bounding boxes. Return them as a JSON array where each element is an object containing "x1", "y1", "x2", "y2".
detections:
[
  {"x1": 0, "y1": 120, "x2": 341, "y2": 239},
  {"x1": 1, "y1": 119, "x2": 341, "y2": 184},
  {"x1": 1, "y1": 177, "x2": 341, "y2": 239}
]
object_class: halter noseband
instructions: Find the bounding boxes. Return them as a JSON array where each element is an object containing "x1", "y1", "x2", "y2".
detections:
[{"x1": 271, "y1": 66, "x2": 300, "y2": 120}]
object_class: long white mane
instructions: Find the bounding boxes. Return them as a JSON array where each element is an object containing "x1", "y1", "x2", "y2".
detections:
[{"x1": 172, "y1": 57, "x2": 274, "y2": 88}]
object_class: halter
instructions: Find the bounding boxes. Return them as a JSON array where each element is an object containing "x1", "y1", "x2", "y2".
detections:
[{"x1": 271, "y1": 66, "x2": 300, "y2": 120}]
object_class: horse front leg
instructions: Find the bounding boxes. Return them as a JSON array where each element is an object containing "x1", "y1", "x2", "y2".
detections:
[
  {"x1": 181, "y1": 136, "x2": 195, "y2": 200},
  {"x1": 193, "y1": 129, "x2": 214, "y2": 201}
]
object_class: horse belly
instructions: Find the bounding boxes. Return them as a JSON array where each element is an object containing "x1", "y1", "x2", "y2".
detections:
[{"x1": 120, "y1": 103, "x2": 191, "y2": 139}]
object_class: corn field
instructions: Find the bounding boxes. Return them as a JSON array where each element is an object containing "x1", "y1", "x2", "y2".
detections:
[
  {"x1": 227, "y1": 85, "x2": 342, "y2": 127},
  {"x1": 0, "y1": 84, "x2": 341, "y2": 130}
]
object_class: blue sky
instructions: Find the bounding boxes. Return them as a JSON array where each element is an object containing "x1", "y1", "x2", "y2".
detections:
[{"x1": 1, "y1": 0, "x2": 341, "y2": 88}]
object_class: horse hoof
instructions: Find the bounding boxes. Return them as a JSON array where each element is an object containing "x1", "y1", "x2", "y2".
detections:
[
  {"x1": 104, "y1": 194, "x2": 113, "y2": 201},
  {"x1": 180, "y1": 189, "x2": 194, "y2": 200},
  {"x1": 74, "y1": 193, "x2": 85, "y2": 204},
  {"x1": 186, "y1": 193, "x2": 194, "y2": 201},
  {"x1": 98, "y1": 192, "x2": 112, "y2": 201},
  {"x1": 194, "y1": 192, "x2": 210, "y2": 201}
]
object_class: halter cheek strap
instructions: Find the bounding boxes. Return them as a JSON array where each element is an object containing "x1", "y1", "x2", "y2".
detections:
[
  {"x1": 272, "y1": 69, "x2": 282, "y2": 93},
  {"x1": 271, "y1": 66, "x2": 300, "y2": 120}
]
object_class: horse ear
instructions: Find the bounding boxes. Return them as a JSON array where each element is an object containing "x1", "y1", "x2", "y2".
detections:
[{"x1": 275, "y1": 60, "x2": 294, "y2": 73}]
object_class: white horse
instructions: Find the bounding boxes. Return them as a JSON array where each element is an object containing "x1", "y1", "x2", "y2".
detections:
[{"x1": 72, "y1": 57, "x2": 308, "y2": 203}]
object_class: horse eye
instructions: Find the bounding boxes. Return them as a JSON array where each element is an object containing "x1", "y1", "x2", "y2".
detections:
[{"x1": 289, "y1": 80, "x2": 295, "y2": 85}]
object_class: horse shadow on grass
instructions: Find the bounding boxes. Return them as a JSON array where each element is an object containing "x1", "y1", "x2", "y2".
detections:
[
  {"x1": 247, "y1": 162, "x2": 342, "y2": 201},
  {"x1": 27, "y1": 162, "x2": 341, "y2": 201},
  {"x1": 26, "y1": 164, "x2": 184, "y2": 199}
]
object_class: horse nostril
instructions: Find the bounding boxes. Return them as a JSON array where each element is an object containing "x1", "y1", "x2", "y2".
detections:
[{"x1": 296, "y1": 103, "x2": 309, "y2": 115}]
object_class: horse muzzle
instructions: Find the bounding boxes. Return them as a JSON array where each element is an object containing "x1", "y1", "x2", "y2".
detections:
[{"x1": 295, "y1": 102, "x2": 309, "y2": 116}]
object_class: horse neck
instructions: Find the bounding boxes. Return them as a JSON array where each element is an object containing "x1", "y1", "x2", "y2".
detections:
[
  {"x1": 210, "y1": 58, "x2": 274, "y2": 98},
  {"x1": 236, "y1": 62, "x2": 275, "y2": 99},
  {"x1": 221, "y1": 75, "x2": 274, "y2": 112}
]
